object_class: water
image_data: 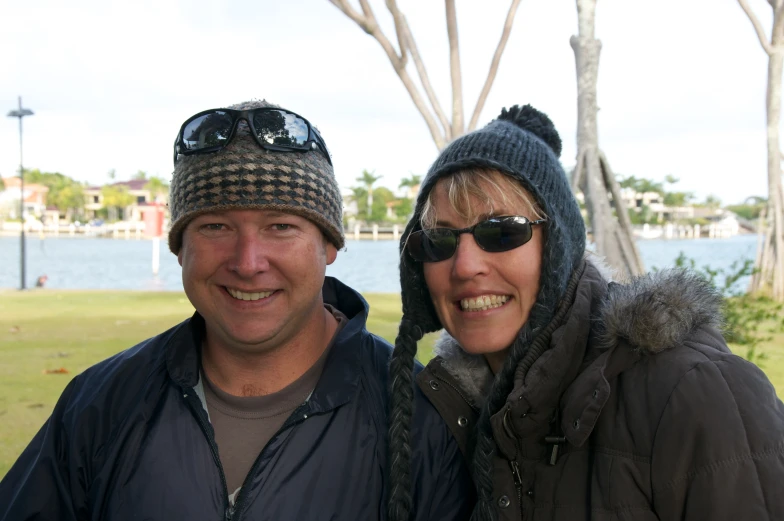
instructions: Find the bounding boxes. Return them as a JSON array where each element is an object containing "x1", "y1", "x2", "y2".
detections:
[{"x1": 0, "y1": 234, "x2": 760, "y2": 293}]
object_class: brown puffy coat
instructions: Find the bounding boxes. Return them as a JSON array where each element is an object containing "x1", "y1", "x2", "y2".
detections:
[{"x1": 418, "y1": 261, "x2": 784, "y2": 520}]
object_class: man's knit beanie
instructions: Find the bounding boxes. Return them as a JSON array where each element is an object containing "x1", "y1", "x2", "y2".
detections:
[
  {"x1": 167, "y1": 99, "x2": 344, "y2": 254},
  {"x1": 386, "y1": 105, "x2": 586, "y2": 521}
]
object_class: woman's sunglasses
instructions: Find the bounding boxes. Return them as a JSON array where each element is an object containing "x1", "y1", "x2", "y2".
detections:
[
  {"x1": 406, "y1": 216, "x2": 546, "y2": 263},
  {"x1": 173, "y1": 107, "x2": 332, "y2": 166}
]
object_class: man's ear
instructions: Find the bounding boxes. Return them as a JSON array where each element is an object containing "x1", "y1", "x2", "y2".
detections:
[
  {"x1": 326, "y1": 242, "x2": 338, "y2": 265},
  {"x1": 177, "y1": 231, "x2": 186, "y2": 267}
]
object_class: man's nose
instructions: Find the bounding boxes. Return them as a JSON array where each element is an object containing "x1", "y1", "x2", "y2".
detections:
[{"x1": 230, "y1": 231, "x2": 271, "y2": 277}]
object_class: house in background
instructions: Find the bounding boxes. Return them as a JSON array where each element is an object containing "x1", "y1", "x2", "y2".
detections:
[
  {"x1": 83, "y1": 179, "x2": 166, "y2": 221},
  {"x1": 617, "y1": 187, "x2": 696, "y2": 221},
  {"x1": 0, "y1": 176, "x2": 49, "y2": 219}
]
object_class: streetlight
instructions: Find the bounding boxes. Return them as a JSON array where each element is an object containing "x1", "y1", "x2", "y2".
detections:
[{"x1": 7, "y1": 96, "x2": 34, "y2": 290}]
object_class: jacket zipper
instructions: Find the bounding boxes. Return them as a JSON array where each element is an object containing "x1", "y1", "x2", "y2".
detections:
[
  {"x1": 228, "y1": 402, "x2": 311, "y2": 520},
  {"x1": 182, "y1": 392, "x2": 232, "y2": 521},
  {"x1": 510, "y1": 459, "x2": 524, "y2": 521},
  {"x1": 433, "y1": 372, "x2": 478, "y2": 413}
]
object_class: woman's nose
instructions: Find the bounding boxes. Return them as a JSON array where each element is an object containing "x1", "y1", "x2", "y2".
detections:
[{"x1": 450, "y1": 233, "x2": 490, "y2": 279}]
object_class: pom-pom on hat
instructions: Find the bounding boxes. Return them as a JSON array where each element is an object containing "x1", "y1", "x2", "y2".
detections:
[{"x1": 167, "y1": 99, "x2": 344, "y2": 254}]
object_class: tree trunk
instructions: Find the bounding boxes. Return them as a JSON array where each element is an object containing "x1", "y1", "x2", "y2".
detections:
[
  {"x1": 571, "y1": 0, "x2": 644, "y2": 279},
  {"x1": 752, "y1": 48, "x2": 784, "y2": 299},
  {"x1": 445, "y1": 0, "x2": 464, "y2": 138}
]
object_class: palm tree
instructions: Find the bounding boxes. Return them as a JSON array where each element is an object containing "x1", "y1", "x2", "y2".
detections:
[
  {"x1": 347, "y1": 186, "x2": 368, "y2": 218},
  {"x1": 357, "y1": 170, "x2": 383, "y2": 218},
  {"x1": 398, "y1": 174, "x2": 422, "y2": 199}
]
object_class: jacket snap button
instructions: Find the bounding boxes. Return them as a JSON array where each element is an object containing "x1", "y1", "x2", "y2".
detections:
[
  {"x1": 527, "y1": 489, "x2": 534, "y2": 498},
  {"x1": 457, "y1": 416, "x2": 468, "y2": 427},
  {"x1": 497, "y1": 495, "x2": 511, "y2": 508},
  {"x1": 429, "y1": 380, "x2": 440, "y2": 391},
  {"x1": 592, "y1": 389, "x2": 599, "y2": 398},
  {"x1": 573, "y1": 419, "x2": 580, "y2": 429}
]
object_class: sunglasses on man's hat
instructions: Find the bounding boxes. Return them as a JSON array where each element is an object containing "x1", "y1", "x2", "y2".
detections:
[{"x1": 173, "y1": 107, "x2": 332, "y2": 166}]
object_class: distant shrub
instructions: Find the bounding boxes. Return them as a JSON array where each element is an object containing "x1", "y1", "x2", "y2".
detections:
[{"x1": 672, "y1": 253, "x2": 784, "y2": 366}]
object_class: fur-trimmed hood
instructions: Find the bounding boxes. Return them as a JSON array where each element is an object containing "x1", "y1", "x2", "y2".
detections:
[{"x1": 432, "y1": 258, "x2": 725, "y2": 406}]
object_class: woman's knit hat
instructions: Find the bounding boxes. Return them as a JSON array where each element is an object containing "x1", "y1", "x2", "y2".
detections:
[
  {"x1": 387, "y1": 105, "x2": 585, "y2": 521},
  {"x1": 167, "y1": 99, "x2": 344, "y2": 254},
  {"x1": 399, "y1": 104, "x2": 585, "y2": 334}
]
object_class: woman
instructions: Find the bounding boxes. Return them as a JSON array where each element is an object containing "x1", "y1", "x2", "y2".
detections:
[{"x1": 386, "y1": 105, "x2": 784, "y2": 521}]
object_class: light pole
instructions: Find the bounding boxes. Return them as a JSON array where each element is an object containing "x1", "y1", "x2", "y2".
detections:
[{"x1": 7, "y1": 96, "x2": 34, "y2": 290}]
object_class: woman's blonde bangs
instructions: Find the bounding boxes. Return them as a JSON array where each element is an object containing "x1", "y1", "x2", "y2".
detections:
[{"x1": 420, "y1": 168, "x2": 545, "y2": 229}]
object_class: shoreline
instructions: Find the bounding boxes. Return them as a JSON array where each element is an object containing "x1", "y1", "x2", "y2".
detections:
[{"x1": 0, "y1": 230, "x2": 756, "y2": 241}]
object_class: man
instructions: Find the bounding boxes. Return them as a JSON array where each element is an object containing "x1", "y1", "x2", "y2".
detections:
[{"x1": 0, "y1": 100, "x2": 474, "y2": 520}]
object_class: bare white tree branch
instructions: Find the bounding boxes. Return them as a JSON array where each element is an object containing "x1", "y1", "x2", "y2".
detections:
[
  {"x1": 331, "y1": 0, "x2": 524, "y2": 149},
  {"x1": 358, "y1": 0, "x2": 373, "y2": 19},
  {"x1": 384, "y1": 0, "x2": 408, "y2": 68},
  {"x1": 738, "y1": 0, "x2": 775, "y2": 55},
  {"x1": 329, "y1": 0, "x2": 447, "y2": 149},
  {"x1": 773, "y1": 2, "x2": 784, "y2": 42},
  {"x1": 396, "y1": 13, "x2": 452, "y2": 140},
  {"x1": 445, "y1": 0, "x2": 464, "y2": 137},
  {"x1": 599, "y1": 150, "x2": 645, "y2": 275},
  {"x1": 330, "y1": 0, "x2": 369, "y2": 30},
  {"x1": 468, "y1": 0, "x2": 523, "y2": 131}
]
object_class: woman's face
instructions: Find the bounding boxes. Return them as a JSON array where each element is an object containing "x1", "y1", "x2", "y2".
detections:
[{"x1": 422, "y1": 176, "x2": 543, "y2": 370}]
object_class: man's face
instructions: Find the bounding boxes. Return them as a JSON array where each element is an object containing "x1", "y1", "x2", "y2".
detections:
[{"x1": 178, "y1": 209, "x2": 337, "y2": 356}]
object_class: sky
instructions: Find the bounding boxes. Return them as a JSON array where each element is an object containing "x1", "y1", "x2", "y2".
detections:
[{"x1": 1, "y1": 0, "x2": 778, "y2": 206}]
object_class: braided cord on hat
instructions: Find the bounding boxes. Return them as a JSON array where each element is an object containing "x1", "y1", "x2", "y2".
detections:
[
  {"x1": 468, "y1": 322, "x2": 533, "y2": 521},
  {"x1": 468, "y1": 263, "x2": 584, "y2": 521},
  {"x1": 387, "y1": 318, "x2": 424, "y2": 521}
]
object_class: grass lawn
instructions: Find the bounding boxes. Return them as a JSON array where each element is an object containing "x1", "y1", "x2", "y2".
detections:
[{"x1": 1, "y1": 289, "x2": 782, "y2": 479}]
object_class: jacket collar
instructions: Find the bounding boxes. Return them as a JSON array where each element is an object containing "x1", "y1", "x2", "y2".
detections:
[
  {"x1": 164, "y1": 276, "x2": 369, "y2": 413},
  {"x1": 560, "y1": 264, "x2": 724, "y2": 446},
  {"x1": 306, "y1": 277, "x2": 368, "y2": 413}
]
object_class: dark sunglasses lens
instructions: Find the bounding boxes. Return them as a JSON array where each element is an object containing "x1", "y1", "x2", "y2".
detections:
[
  {"x1": 475, "y1": 218, "x2": 532, "y2": 252},
  {"x1": 253, "y1": 110, "x2": 310, "y2": 148},
  {"x1": 408, "y1": 229, "x2": 457, "y2": 262},
  {"x1": 312, "y1": 127, "x2": 332, "y2": 158},
  {"x1": 181, "y1": 111, "x2": 234, "y2": 151}
]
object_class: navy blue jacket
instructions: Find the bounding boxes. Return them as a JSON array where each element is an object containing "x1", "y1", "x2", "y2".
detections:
[{"x1": 0, "y1": 277, "x2": 474, "y2": 520}]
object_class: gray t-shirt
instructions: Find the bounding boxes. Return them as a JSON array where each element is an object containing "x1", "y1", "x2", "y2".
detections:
[{"x1": 202, "y1": 305, "x2": 348, "y2": 499}]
